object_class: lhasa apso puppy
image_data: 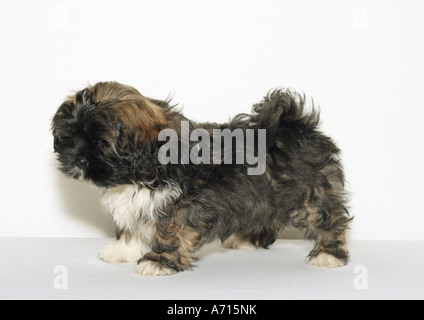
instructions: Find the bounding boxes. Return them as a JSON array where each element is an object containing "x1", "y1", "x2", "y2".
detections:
[{"x1": 52, "y1": 81, "x2": 351, "y2": 276}]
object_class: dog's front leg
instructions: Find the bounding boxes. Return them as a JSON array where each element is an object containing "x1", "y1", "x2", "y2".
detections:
[
  {"x1": 135, "y1": 221, "x2": 202, "y2": 276},
  {"x1": 98, "y1": 229, "x2": 149, "y2": 264}
]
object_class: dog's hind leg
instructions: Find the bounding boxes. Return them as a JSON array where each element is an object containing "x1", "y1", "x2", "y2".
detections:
[
  {"x1": 223, "y1": 227, "x2": 279, "y2": 250},
  {"x1": 222, "y1": 234, "x2": 258, "y2": 250},
  {"x1": 303, "y1": 197, "x2": 351, "y2": 268}
]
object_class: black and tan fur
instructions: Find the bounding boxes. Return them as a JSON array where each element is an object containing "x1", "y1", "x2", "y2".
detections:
[{"x1": 52, "y1": 81, "x2": 351, "y2": 275}]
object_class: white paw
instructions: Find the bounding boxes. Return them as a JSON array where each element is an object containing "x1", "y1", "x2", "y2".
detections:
[
  {"x1": 135, "y1": 260, "x2": 176, "y2": 276},
  {"x1": 223, "y1": 235, "x2": 257, "y2": 250},
  {"x1": 98, "y1": 239, "x2": 143, "y2": 264},
  {"x1": 305, "y1": 252, "x2": 345, "y2": 268}
]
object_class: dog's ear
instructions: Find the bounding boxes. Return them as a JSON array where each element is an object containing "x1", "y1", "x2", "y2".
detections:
[
  {"x1": 127, "y1": 138, "x2": 161, "y2": 183},
  {"x1": 89, "y1": 82, "x2": 168, "y2": 147},
  {"x1": 111, "y1": 97, "x2": 166, "y2": 147}
]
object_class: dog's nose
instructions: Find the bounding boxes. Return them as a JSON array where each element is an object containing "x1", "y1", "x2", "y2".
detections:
[{"x1": 76, "y1": 156, "x2": 88, "y2": 169}]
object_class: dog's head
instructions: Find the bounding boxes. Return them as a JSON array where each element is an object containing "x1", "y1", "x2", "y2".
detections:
[{"x1": 51, "y1": 81, "x2": 167, "y2": 187}]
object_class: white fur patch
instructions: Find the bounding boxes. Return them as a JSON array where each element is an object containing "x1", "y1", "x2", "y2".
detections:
[
  {"x1": 306, "y1": 252, "x2": 345, "y2": 268},
  {"x1": 99, "y1": 183, "x2": 181, "y2": 265},
  {"x1": 135, "y1": 260, "x2": 176, "y2": 276},
  {"x1": 98, "y1": 235, "x2": 147, "y2": 264},
  {"x1": 100, "y1": 183, "x2": 182, "y2": 233}
]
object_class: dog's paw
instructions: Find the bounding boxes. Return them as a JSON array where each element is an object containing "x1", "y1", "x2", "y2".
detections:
[
  {"x1": 135, "y1": 260, "x2": 177, "y2": 276},
  {"x1": 305, "y1": 252, "x2": 346, "y2": 268},
  {"x1": 222, "y1": 235, "x2": 257, "y2": 250},
  {"x1": 98, "y1": 240, "x2": 142, "y2": 264}
]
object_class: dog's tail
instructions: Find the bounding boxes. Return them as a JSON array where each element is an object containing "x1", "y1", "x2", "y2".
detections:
[{"x1": 250, "y1": 89, "x2": 321, "y2": 150}]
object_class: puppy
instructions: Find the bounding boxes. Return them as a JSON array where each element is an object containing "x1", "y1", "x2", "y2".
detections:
[{"x1": 52, "y1": 81, "x2": 351, "y2": 276}]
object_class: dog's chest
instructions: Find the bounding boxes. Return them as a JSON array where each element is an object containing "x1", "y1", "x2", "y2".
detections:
[{"x1": 100, "y1": 184, "x2": 181, "y2": 232}]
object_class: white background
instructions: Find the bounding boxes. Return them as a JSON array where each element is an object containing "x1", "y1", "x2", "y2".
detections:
[{"x1": 0, "y1": 0, "x2": 423, "y2": 240}]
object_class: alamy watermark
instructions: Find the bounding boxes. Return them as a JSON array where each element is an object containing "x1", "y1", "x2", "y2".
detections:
[
  {"x1": 53, "y1": 5, "x2": 69, "y2": 30},
  {"x1": 353, "y1": 265, "x2": 368, "y2": 290},
  {"x1": 353, "y1": 5, "x2": 369, "y2": 30},
  {"x1": 158, "y1": 121, "x2": 267, "y2": 175},
  {"x1": 53, "y1": 265, "x2": 68, "y2": 290}
]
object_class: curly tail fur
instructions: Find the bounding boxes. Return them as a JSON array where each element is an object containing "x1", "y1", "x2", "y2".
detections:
[{"x1": 250, "y1": 89, "x2": 320, "y2": 150}]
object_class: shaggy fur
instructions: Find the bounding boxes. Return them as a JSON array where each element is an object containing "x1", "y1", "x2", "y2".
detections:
[{"x1": 52, "y1": 81, "x2": 351, "y2": 276}]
